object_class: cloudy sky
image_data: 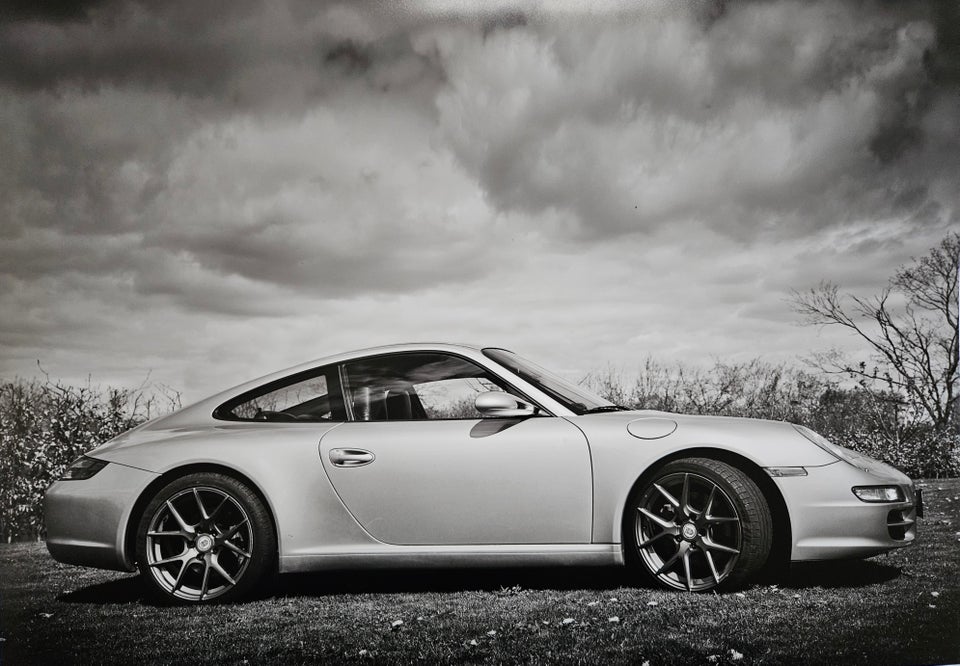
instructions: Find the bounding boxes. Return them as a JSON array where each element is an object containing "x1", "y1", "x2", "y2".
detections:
[{"x1": 0, "y1": 0, "x2": 957, "y2": 402}]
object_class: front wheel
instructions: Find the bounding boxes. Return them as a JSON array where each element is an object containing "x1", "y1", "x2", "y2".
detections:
[
  {"x1": 135, "y1": 473, "x2": 276, "y2": 603},
  {"x1": 626, "y1": 458, "x2": 772, "y2": 592}
]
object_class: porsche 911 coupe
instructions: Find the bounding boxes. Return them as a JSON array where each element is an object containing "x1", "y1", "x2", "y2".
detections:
[{"x1": 45, "y1": 343, "x2": 921, "y2": 602}]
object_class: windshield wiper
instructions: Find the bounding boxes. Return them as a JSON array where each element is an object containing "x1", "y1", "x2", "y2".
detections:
[{"x1": 582, "y1": 405, "x2": 630, "y2": 414}]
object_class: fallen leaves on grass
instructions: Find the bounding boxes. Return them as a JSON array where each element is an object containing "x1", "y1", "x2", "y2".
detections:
[
  {"x1": 707, "y1": 648, "x2": 744, "y2": 662},
  {"x1": 608, "y1": 616, "x2": 620, "y2": 623}
]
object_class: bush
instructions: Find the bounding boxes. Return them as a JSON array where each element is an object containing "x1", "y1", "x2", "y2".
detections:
[
  {"x1": 0, "y1": 377, "x2": 179, "y2": 542},
  {"x1": 584, "y1": 358, "x2": 960, "y2": 478}
]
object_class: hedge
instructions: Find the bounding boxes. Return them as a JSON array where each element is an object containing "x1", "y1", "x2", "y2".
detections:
[{"x1": 0, "y1": 378, "x2": 178, "y2": 542}]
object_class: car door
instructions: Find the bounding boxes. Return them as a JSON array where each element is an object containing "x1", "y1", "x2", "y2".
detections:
[{"x1": 318, "y1": 352, "x2": 593, "y2": 545}]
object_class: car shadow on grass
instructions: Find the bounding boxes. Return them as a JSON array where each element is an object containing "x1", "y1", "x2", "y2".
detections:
[
  {"x1": 782, "y1": 559, "x2": 902, "y2": 589},
  {"x1": 55, "y1": 567, "x2": 634, "y2": 606},
  {"x1": 54, "y1": 559, "x2": 902, "y2": 605},
  {"x1": 58, "y1": 575, "x2": 143, "y2": 604},
  {"x1": 274, "y1": 565, "x2": 634, "y2": 598},
  {"x1": 274, "y1": 557, "x2": 902, "y2": 598}
]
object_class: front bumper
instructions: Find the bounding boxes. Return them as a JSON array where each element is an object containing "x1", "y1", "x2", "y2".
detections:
[
  {"x1": 45, "y1": 461, "x2": 158, "y2": 572},
  {"x1": 773, "y1": 460, "x2": 919, "y2": 561}
]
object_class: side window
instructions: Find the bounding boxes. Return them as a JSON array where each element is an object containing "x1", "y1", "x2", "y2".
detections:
[
  {"x1": 341, "y1": 353, "x2": 515, "y2": 421},
  {"x1": 220, "y1": 367, "x2": 343, "y2": 422}
]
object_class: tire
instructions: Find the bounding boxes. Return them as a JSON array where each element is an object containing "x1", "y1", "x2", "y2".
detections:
[
  {"x1": 135, "y1": 472, "x2": 276, "y2": 603},
  {"x1": 625, "y1": 457, "x2": 772, "y2": 592}
]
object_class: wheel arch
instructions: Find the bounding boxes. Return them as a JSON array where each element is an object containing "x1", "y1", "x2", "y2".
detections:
[
  {"x1": 619, "y1": 447, "x2": 791, "y2": 573},
  {"x1": 123, "y1": 463, "x2": 280, "y2": 570}
]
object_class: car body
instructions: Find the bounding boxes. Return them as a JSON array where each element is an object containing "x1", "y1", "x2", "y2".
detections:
[{"x1": 45, "y1": 343, "x2": 921, "y2": 602}]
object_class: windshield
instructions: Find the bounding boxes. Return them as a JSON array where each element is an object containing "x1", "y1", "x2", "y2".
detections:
[{"x1": 482, "y1": 348, "x2": 614, "y2": 415}]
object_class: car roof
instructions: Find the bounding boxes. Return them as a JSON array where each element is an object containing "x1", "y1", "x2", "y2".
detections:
[
  {"x1": 145, "y1": 342, "x2": 508, "y2": 429},
  {"x1": 295, "y1": 342, "x2": 489, "y2": 369}
]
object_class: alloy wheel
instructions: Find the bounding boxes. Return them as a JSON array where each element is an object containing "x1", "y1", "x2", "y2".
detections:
[
  {"x1": 144, "y1": 486, "x2": 254, "y2": 601},
  {"x1": 634, "y1": 471, "x2": 743, "y2": 591}
]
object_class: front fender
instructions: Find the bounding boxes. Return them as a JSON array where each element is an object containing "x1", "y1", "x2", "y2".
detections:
[{"x1": 567, "y1": 413, "x2": 836, "y2": 544}]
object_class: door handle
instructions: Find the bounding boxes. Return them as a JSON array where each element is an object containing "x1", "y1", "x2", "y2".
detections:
[{"x1": 329, "y1": 448, "x2": 375, "y2": 467}]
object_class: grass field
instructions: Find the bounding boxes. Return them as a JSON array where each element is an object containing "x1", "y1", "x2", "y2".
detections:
[{"x1": 2, "y1": 478, "x2": 958, "y2": 665}]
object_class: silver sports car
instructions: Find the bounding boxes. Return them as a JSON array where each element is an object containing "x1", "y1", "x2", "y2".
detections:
[{"x1": 45, "y1": 343, "x2": 921, "y2": 602}]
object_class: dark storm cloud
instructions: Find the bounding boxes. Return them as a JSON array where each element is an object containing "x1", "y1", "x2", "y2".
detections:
[
  {"x1": 0, "y1": 1, "x2": 252, "y2": 93},
  {"x1": 0, "y1": 0, "x2": 314, "y2": 95},
  {"x1": 0, "y1": 0, "x2": 108, "y2": 23},
  {"x1": 0, "y1": 0, "x2": 459, "y2": 316},
  {"x1": 0, "y1": 1, "x2": 443, "y2": 101},
  {"x1": 434, "y1": 1, "x2": 958, "y2": 242}
]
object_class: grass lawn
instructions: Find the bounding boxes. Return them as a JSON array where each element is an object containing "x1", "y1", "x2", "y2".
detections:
[{"x1": 2, "y1": 478, "x2": 958, "y2": 665}]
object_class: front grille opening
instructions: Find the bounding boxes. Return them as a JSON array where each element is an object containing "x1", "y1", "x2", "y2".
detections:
[{"x1": 886, "y1": 509, "x2": 914, "y2": 541}]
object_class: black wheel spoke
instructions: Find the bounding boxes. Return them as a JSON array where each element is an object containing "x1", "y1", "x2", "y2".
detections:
[
  {"x1": 705, "y1": 550, "x2": 722, "y2": 585},
  {"x1": 653, "y1": 483, "x2": 680, "y2": 510},
  {"x1": 193, "y1": 488, "x2": 210, "y2": 521},
  {"x1": 681, "y1": 549, "x2": 693, "y2": 592},
  {"x1": 639, "y1": 507, "x2": 676, "y2": 530},
  {"x1": 655, "y1": 545, "x2": 684, "y2": 575},
  {"x1": 637, "y1": 530, "x2": 671, "y2": 548},
  {"x1": 165, "y1": 500, "x2": 195, "y2": 535},
  {"x1": 680, "y1": 473, "x2": 691, "y2": 518},
  {"x1": 172, "y1": 559, "x2": 193, "y2": 592},
  {"x1": 222, "y1": 539, "x2": 252, "y2": 559},
  {"x1": 702, "y1": 486, "x2": 717, "y2": 521},
  {"x1": 702, "y1": 536, "x2": 740, "y2": 555},
  {"x1": 208, "y1": 495, "x2": 229, "y2": 522}
]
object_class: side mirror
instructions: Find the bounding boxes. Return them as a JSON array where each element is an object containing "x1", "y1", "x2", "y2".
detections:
[{"x1": 475, "y1": 391, "x2": 536, "y2": 418}]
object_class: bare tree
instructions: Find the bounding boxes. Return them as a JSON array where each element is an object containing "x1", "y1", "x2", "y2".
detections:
[{"x1": 791, "y1": 233, "x2": 959, "y2": 430}]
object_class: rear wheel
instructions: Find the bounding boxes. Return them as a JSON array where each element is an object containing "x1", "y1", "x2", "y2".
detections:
[
  {"x1": 135, "y1": 473, "x2": 276, "y2": 603},
  {"x1": 626, "y1": 458, "x2": 772, "y2": 592}
]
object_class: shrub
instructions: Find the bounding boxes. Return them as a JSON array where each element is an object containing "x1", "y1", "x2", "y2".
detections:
[
  {"x1": 0, "y1": 377, "x2": 179, "y2": 542},
  {"x1": 584, "y1": 358, "x2": 960, "y2": 478}
]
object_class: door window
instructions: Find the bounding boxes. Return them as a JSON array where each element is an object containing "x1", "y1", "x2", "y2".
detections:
[{"x1": 341, "y1": 353, "x2": 516, "y2": 421}]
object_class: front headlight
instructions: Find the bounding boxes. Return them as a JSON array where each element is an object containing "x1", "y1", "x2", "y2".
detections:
[
  {"x1": 852, "y1": 486, "x2": 905, "y2": 503},
  {"x1": 60, "y1": 456, "x2": 108, "y2": 480},
  {"x1": 792, "y1": 425, "x2": 875, "y2": 472}
]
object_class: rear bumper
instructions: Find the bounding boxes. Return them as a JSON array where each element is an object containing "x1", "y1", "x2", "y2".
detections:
[
  {"x1": 45, "y1": 461, "x2": 158, "y2": 572},
  {"x1": 773, "y1": 461, "x2": 919, "y2": 561}
]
